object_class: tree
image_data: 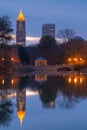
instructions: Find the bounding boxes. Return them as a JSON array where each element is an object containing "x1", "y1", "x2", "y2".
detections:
[
  {"x1": 58, "y1": 29, "x2": 75, "y2": 42},
  {"x1": 38, "y1": 35, "x2": 57, "y2": 55},
  {"x1": 38, "y1": 35, "x2": 57, "y2": 49},
  {"x1": 0, "y1": 16, "x2": 13, "y2": 44},
  {"x1": 18, "y1": 45, "x2": 29, "y2": 65},
  {"x1": 38, "y1": 35, "x2": 57, "y2": 64},
  {"x1": 0, "y1": 100, "x2": 13, "y2": 126}
]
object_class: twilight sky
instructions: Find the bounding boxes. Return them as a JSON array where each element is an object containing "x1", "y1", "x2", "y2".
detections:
[{"x1": 0, "y1": 0, "x2": 87, "y2": 41}]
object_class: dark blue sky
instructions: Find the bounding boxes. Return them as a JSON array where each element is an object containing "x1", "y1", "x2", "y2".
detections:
[{"x1": 0, "y1": 0, "x2": 87, "y2": 39}]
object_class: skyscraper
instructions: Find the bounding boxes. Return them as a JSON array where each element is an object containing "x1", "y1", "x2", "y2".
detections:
[
  {"x1": 42, "y1": 24, "x2": 55, "y2": 37},
  {"x1": 16, "y1": 10, "x2": 26, "y2": 46}
]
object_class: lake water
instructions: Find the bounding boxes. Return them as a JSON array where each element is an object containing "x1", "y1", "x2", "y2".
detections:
[{"x1": 0, "y1": 72, "x2": 87, "y2": 130}]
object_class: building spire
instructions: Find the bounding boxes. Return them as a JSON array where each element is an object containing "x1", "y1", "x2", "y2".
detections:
[
  {"x1": 17, "y1": 9, "x2": 25, "y2": 21},
  {"x1": 17, "y1": 110, "x2": 26, "y2": 126}
]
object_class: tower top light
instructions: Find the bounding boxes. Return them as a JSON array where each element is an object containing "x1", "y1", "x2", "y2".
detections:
[{"x1": 17, "y1": 9, "x2": 25, "y2": 21}]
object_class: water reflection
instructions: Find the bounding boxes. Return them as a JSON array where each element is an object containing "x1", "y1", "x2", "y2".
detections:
[
  {"x1": 67, "y1": 74, "x2": 86, "y2": 85},
  {"x1": 17, "y1": 88, "x2": 26, "y2": 125},
  {"x1": 0, "y1": 97, "x2": 13, "y2": 127},
  {"x1": 35, "y1": 74, "x2": 47, "y2": 83},
  {"x1": 0, "y1": 72, "x2": 87, "y2": 126}
]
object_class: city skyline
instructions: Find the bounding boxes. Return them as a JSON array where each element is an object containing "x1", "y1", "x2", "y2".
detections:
[{"x1": 0, "y1": 0, "x2": 87, "y2": 43}]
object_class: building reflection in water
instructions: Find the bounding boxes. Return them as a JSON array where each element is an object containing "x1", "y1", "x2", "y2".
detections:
[
  {"x1": 35, "y1": 74, "x2": 55, "y2": 108},
  {"x1": 17, "y1": 88, "x2": 26, "y2": 125},
  {"x1": 39, "y1": 89, "x2": 55, "y2": 109},
  {"x1": 35, "y1": 74, "x2": 47, "y2": 83},
  {"x1": 43, "y1": 100, "x2": 55, "y2": 108},
  {"x1": 0, "y1": 72, "x2": 87, "y2": 126}
]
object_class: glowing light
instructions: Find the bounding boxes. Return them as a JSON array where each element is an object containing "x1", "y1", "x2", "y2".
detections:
[
  {"x1": 2, "y1": 79, "x2": 4, "y2": 85},
  {"x1": 17, "y1": 10, "x2": 25, "y2": 21},
  {"x1": 74, "y1": 58, "x2": 77, "y2": 61},
  {"x1": 68, "y1": 77, "x2": 72, "y2": 83},
  {"x1": 11, "y1": 79, "x2": 14, "y2": 85},
  {"x1": 17, "y1": 110, "x2": 25, "y2": 125},
  {"x1": 2, "y1": 58, "x2": 4, "y2": 61},
  {"x1": 11, "y1": 58, "x2": 14, "y2": 61},
  {"x1": 74, "y1": 77, "x2": 77, "y2": 84},
  {"x1": 80, "y1": 77, "x2": 83, "y2": 84},
  {"x1": 68, "y1": 58, "x2": 71, "y2": 62},
  {"x1": 80, "y1": 58, "x2": 83, "y2": 61}
]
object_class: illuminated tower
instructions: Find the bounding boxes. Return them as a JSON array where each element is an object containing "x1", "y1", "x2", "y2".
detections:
[{"x1": 16, "y1": 10, "x2": 26, "y2": 46}]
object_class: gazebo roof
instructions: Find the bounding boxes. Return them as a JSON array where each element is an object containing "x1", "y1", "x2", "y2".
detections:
[{"x1": 36, "y1": 57, "x2": 46, "y2": 60}]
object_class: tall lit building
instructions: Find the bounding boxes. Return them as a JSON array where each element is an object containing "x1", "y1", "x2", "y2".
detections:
[
  {"x1": 42, "y1": 23, "x2": 55, "y2": 37},
  {"x1": 16, "y1": 10, "x2": 26, "y2": 46}
]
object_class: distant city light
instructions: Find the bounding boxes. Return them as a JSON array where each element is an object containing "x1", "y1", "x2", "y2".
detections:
[
  {"x1": 80, "y1": 77, "x2": 83, "y2": 84},
  {"x1": 68, "y1": 58, "x2": 72, "y2": 62},
  {"x1": 11, "y1": 79, "x2": 14, "y2": 85},
  {"x1": 74, "y1": 58, "x2": 77, "y2": 61},
  {"x1": 11, "y1": 57, "x2": 14, "y2": 61},
  {"x1": 80, "y1": 58, "x2": 83, "y2": 61},
  {"x1": 68, "y1": 77, "x2": 72, "y2": 83},
  {"x1": 68, "y1": 57, "x2": 85, "y2": 65},
  {"x1": 74, "y1": 77, "x2": 78, "y2": 84},
  {"x1": 2, "y1": 79, "x2": 4, "y2": 85},
  {"x1": 2, "y1": 58, "x2": 5, "y2": 61}
]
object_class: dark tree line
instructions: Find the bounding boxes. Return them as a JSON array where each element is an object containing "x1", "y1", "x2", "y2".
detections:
[
  {"x1": 25, "y1": 35, "x2": 87, "y2": 65},
  {"x1": 18, "y1": 45, "x2": 29, "y2": 65}
]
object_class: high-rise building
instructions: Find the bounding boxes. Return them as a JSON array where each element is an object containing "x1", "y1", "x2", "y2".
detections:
[
  {"x1": 16, "y1": 10, "x2": 26, "y2": 46},
  {"x1": 42, "y1": 24, "x2": 55, "y2": 37}
]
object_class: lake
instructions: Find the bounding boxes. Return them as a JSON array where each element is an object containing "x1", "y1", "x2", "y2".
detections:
[{"x1": 0, "y1": 72, "x2": 87, "y2": 130}]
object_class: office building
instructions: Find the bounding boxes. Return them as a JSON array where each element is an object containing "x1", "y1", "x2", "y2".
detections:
[
  {"x1": 42, "y1": 24, "x2": 55, "y2": 37},
  {"x1": 16, "y1": 10, "x2": 26, "y2": 46}
]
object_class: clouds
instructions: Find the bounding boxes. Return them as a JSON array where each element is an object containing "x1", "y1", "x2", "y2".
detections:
[{"x1": 12, "y1": 34, "x2": 64, "y2": 46}]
